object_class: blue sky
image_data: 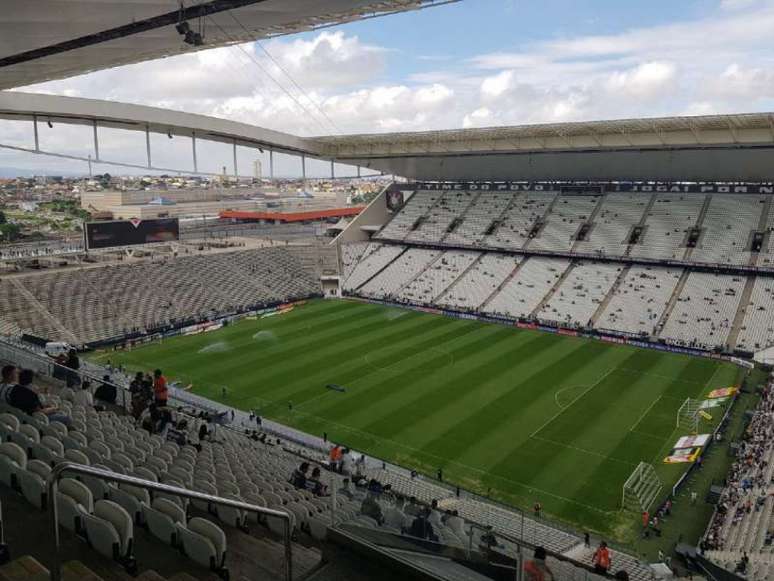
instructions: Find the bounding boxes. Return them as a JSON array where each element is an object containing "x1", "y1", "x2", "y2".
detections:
[{"x1": 4, "y1": 0, "x2": 774, "y2": 173}]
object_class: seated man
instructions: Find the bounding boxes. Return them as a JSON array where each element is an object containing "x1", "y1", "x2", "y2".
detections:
[
  {"x1": 0, "y1": 365, "x2": 17, "y2": 400},
  {"x1": 5, "y1": 369, "x2": 71, "y2": 425}
]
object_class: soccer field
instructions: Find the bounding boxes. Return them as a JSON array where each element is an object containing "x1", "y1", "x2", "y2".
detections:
[{"x1": 96, "y1": 298, "x2": 743, "y2": 539}]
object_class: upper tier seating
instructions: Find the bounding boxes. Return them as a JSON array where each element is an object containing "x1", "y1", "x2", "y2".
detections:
[
  {"x1": 444, "y1": 192, "x2": 514, "y2": 246},
  {"x1": 573, "y1": 193, "x2": 649, "y2": 257},
  {"x1": 691, "y1": 195, "x2": 765, "y2": 265},
  {"x1": 376, "y1": 190, "x2": 442, "y2": 240},
  {"x1": 406, "y1": 191, "x2": 476, "y2": 243},
  {"x1": 529, "y1": 195, "x2": 601, "y2": 252},
  {"x1": 629, "y1": 194, "x2": 705, "y2": 260},
  {"x1": 484, "y1": 192, "x2": 556, "y2": 250}
]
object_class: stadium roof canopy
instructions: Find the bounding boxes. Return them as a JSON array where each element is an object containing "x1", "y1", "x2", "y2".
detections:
[
  {"x1": 3, "y1": 91, "x2": 774, "y2": 181},
  {"x1": 0, "y1": 0, "x2": 450, "y2": 90}
]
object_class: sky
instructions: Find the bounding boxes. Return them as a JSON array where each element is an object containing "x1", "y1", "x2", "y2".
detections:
[{"x1": 3, "y1": 0, "x2": 774, "y2": 176}]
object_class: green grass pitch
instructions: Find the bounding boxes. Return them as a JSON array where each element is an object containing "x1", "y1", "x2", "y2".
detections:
[{"x1": 95, "y1": 298, "x2": 743, "y2": 540}]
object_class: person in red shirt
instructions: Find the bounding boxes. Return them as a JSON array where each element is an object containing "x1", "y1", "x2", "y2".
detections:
[
  {"x1": 524, "y1": 546, "x2": 554, "y2": 581},
  {"x1": 592, "y1": 541, "x2": 612, "y2": 574},
  {"x1": 153, "y1": 369, "x2": 168, "y2": 407},
  {"x1": 642, "y1": 510, "x2": 650, "y2": 529}
]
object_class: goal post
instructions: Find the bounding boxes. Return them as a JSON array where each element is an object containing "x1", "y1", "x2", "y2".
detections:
[
  {"x1": 622, "y1": 462, "x2": 663, "y2": 512},
  {"x1": 677, "y1": 398, "x2": 701, "y2": 434}
]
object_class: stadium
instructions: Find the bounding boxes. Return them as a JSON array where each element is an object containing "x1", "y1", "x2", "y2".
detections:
[{"x1": 0, "y1": 2, "x2": 773, "y2": 580}]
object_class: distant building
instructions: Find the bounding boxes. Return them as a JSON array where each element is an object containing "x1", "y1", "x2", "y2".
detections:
[{"x1": 253, "y1": 159, "x2": 262, "y2": 180}]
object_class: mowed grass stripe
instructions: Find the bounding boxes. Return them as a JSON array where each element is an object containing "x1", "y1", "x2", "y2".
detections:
[{"x1": 95, "y1": 299, "x2": 744, "y2": 539}]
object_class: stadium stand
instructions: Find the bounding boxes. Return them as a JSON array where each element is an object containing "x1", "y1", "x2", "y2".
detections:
[
  {"x1": 529, "y1": 195, "x2": 601, "y2": 252},
  {"x1": 358, "y1": 248, "x2": 441, "y2": 299},
  {"x1": 444, "y1": 192, "x2": 513, "y2": 246},
  {"x1": 337, "y1": 187, "x2": 774, "y2": 355},
  {"x1": 405, "y1": 191, "x2": 476, "y2": 243},
  {"x1": 701, "y1": 380, "x2": 774, "y2": 580},
  {"x1": 397, "y1": 250, "x2": 479, "y2": 304},
  {"x1": 536, "y1": 261, "x2": 623, "y2": 328},
  {"x1": 482, "y1": 257, "x2": 571, "y2": 319},
  {"x1": 0, "y1": 246, "x2": 320, "y2": 345},
  {"x1": 628, "y1": 194, "x2": 705, "y2": 260},
  {"x1": 573, "y1": 193, "x2": 650, "y2": 257},
  {"x1": 735, "y1": 276, "x2": 774, "y2": 351},
  {"x1": 484, "y1": 192, "x2": 556, "y2": 250},
  {"x1": 690, "y1": 195, "x2": 765, "y2": 265},
  {"x1": 438, "y1": 253, "x2": 522, "y2": 311},
  {"x1": 658, "y1": 272, "x2": 746, "y2": 350},
  {"x1": 342, "y1": 242, "x2": 405, "y2": 292},
  {"x1": 596, "y1": 266, "x2": 683, "y2": 337},
  {"x1": 376, "y1": 190, "x2": 443, "y2": 241}
]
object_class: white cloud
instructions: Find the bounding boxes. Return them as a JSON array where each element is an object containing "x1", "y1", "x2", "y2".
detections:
[
  {"x1": 604, "y1": 61, "x2": 677, "y2": 99},
  {"x1": 481, "y1": 70, "x2": 513, "y2": 100}
]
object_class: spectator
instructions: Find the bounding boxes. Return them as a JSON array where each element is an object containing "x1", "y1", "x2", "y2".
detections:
[
  {"x1": 308, "y1": 466, "x2": 328, "y2": 496},
  {"x1": 130, "y1": 372, "x2": 151, "y2": 419},
  {"x1": 94, "y1": 375, "x2": 117, "y2": 406},
  {"x1": 524, "y1": 546, "x2": 554, "y2": 581},
  {"x1": 5, "y1": 369, "x2": 70, "y2": 425},
  {"x1": 361, "y1": 492, "x2": 385, "y2": 525},
  {"x1": 592, "y1": 541, "x2": 612, "y2": 575},
  {"x1": 329, "y1": 444, "x2": 343, "y2": 472},
  {"x1": 0, "y1": 365, "x2": 17, "y2": 400},
  {"x1": 65, "y1": 349, "x2": 80, "y2": 387},
  {"x1": 340, "y1": 447, "x2": 353, "y2": 474},
  {"x1": 73, "y1": 380, "x2": 94, "y2": 407},
  {"x1": 291, "y1": 462, "x2": 309, "y2": 489},
  {"x1": 153, "y1": 369, "x2": 168, "y2": 407}
]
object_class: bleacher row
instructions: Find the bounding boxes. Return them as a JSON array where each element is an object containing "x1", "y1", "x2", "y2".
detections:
[
  {"x1": 377, "y1": 189, "x2": 774, "y2": 265},
  {"x1": 342, "y1": 241, "x2": 774, "y2": 353},
  {"x1": 0, "y1": 246, "x2": 321, "y2": 345}
]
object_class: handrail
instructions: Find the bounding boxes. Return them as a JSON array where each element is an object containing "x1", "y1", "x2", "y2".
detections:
[{"x1": 46, "y1": 462, "x2": 294, "y2": 581}]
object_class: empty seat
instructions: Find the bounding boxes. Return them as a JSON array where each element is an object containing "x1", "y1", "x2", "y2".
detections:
[
  {"x1": 18, "y1": 459, "x2": 51, "y2": 509},
  {"x1": 143, "y1": 498, "x2": 185, "y2": 546},
  {"x1": 56, "y1": 478, "x2": 94, "y2": 533},
  {"x1": 83, "y1": 500, "x2": 134, "y2": 563},
  {"x1": 177, "y1": 517, "x2": 227, "y2": 573},
  {"x1": 0, "y1": 441, "x2": 26, "y2": 488}
]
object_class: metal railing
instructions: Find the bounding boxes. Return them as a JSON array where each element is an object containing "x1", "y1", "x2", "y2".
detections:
[{"x1": 46, "y1": 463, "x2": 294, "y2": 581}]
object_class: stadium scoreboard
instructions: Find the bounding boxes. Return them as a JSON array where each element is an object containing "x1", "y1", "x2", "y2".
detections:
[{"x1": 84, "y1": 218, "x2": 179, "y2": 250}]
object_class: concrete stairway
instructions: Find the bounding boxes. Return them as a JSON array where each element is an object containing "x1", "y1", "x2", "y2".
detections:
[
  {"x1": 529, "y1": 260, "x2": 575, "y2": 318},
  {"x1": 589, "y1": 264, "x2": 631, "y2": 326},
  {"x1": 478, "y1": 256, "x2": 528, "y2": 310},
  {"x1": 654, "y1": 268, "x2": 689, "y2": 338},
  {"x1": 727, "y1": 274, "x2": 757, "y2": 350}
]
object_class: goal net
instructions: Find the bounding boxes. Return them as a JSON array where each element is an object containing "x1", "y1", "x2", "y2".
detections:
[
  {"x1": 622, "y1": 462, "x2": 663, "y2": 512},
  {"x1": 677, "y1": 398, "x2": 701, "y2": 433}
]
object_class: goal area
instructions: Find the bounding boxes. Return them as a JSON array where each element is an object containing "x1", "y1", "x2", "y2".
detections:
[
  {"x1": 677, "y1": 397, "x2": 701, "y2": 434},
  {"x1": 622, "y1": 462, "x2": 663, "y2": 512}
]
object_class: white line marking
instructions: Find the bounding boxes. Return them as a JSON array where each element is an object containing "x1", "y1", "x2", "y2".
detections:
[
  {"x1": 530, "y1": 435, "x2": 636, "y2": 467},
  {"x1": 630, "y1": 395, "x2": 662, "y2": 433},
  {"x1": 530, "y1": 367, "x2": 616, "y2": 438}
]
